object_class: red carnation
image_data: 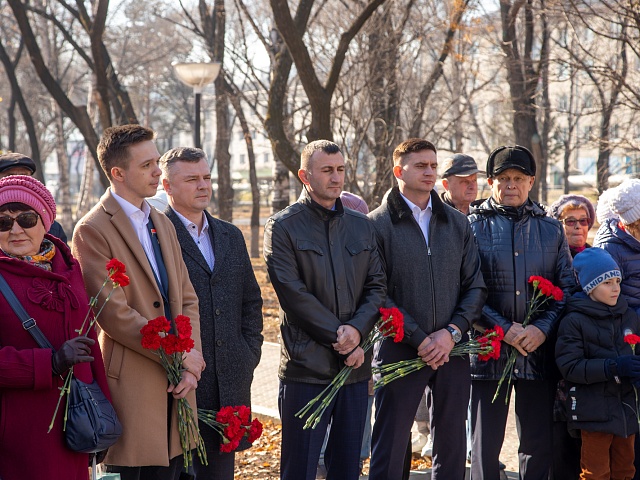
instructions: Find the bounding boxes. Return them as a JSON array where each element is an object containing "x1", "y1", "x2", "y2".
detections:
[
  {"x1": 141, "y1": 333, "x2": 161, "y2": 350},
  {"x1": 160, "y1": 334, "x2": 180, "y2": 356},
  {"x1": 247, "y1": 418, "x2": 263, "y2": 443},
  {"x1": 111, "y1": 272, "x2": 130, "y2": 287},
  {"x1": 625, "y1": 334, "x2": 640, "y2": 345},
  {"x1": 175, "y1": 315, "x2": 193, "y2": 340},
  {"x1": 216, "y1": 406, "x2": 236, "y2": 424},
  {"x1": 236, "y1": 405, "x2": 251, "y2": 424},
  {"x1": 379, "y1": 307, "x2": 404, "y2": 343},
  {"x1": 177, "y1": 337, "x2": 195, "y2": 353},
  {"x1": 106, "y1": 258, "x2": 126, "y2": 274}
]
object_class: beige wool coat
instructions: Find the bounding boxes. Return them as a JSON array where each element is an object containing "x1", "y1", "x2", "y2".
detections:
[{"x1": 72, "y1": 189, "x2": 201, "y2": 467}]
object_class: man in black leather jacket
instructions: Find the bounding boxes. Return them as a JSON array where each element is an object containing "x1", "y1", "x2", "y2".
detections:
[
  {"x1": 263, "y1": 140, "x2": 386, "y2": 480},
  {"x1": 468, "y1": 145, "x2": 576, "y2": 480}
]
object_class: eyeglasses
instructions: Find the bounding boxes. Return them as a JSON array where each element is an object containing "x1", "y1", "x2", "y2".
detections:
[
  {"x1": 0, "y1": 212, "x2": 40, "y2": 232},
  {"x1": 561, "y1": 218, "x2": 589, "y2": 227}
]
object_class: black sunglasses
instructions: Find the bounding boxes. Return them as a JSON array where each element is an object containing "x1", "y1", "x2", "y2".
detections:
[
  {"x1": 0, "y1": 212, "x2": 40, "y2": 232},
  {"x1": 562, "y1": 218, "x2": 589, "y2": 227}
]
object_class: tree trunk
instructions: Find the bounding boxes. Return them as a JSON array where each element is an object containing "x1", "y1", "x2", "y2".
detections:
[
  {"x1": 499, "y1": 0, "x2": 543, "y2": 201},
  {"x1": 214, "y1": 78, "x2": 234, "y2": 222},
  {"x1": 227, "y1": 82, "x2": 261, "y2": 257},
  {"x1": 54, "y1": 104, "x2": 72, "y2": 233},
  {"x1": 0, "y1": 37, "x2": 43, "y2": 180},
  {"x1": 7, "y1": 0, "x2": 108, "y2": 188},
  {"x1": 538, "y1": 2, "x2": 551, "y2": 203}
]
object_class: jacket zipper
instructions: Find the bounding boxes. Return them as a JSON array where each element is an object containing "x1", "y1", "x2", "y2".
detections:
[
  {"x1": 427, "y1": 217, "x2": 437, "y2": 333},
  {"x1": 612, "y1": 319, "x2": 629, "y2": 438},
  {"x1": 409, "y1": 212, "x2": 437, "y2": 332}
]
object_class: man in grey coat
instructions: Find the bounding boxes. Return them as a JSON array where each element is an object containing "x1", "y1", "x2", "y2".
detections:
[
  {"x1": 368, "y1": 138, "x2": 487, "y2": 480},
  {"x1": 159, "y1": 147, "x2": 263, "y2": 480}
]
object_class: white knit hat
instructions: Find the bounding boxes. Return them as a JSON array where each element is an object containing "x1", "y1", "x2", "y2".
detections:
[
  {"x1": 610, "y1": 179, "x2": 640, "y2": 225},
  {"x1": 596, "y1": 186, "x2": 619, "y2": 223}
]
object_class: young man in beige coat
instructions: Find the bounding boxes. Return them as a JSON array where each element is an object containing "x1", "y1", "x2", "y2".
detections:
[{"x1": 72, "y1": 125, "x2": 204, "y2": 480}]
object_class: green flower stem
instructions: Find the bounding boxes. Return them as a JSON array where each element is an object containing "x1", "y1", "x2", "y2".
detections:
[
  {"x1": 158, "y1": 351, "x2": 207, "y2": 467},
  {"x1": 76, "y1": 278, "x2": 109, "y2": 335},
  {"x1": 47, "y1": 366, "x2": 73, "y2": 433},
  {"x1": 374, "y1": 361, "x2": 426, "y2": 390},
  {"x1": 373, "y1": 332, "x2": 501, "y2": 391},
  {"x1": 303, "y1": 366, "x2": 355, "y2": 430},
  {"x1": 294, "y1": 315, "x2": 402, "y2": 429},
  {"x1": 493, "y1": 288, "x2": 556, "y2": 404}
]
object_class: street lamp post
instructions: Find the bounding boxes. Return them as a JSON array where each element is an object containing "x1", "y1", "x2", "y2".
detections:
[{"x1": 172, "y1": 62, "x2": 221, "y2": 149}]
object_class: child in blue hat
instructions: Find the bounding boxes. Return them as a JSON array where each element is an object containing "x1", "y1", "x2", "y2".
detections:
[{"x1": 556, "y1": 248, "x2": 640, "y2": 479}]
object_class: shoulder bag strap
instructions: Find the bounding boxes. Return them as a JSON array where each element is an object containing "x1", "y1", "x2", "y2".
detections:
[{"x1": 0, "y1": 271, "x2": 55, "y2": 350}]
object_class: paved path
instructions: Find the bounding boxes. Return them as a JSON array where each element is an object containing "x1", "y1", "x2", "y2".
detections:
[{"x1": 251, "y1": 342, "x2": 520, "y2": 479}]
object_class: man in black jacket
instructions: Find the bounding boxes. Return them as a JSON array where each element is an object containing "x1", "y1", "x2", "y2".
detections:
[
  {"x1": 468, "y1": 145, "x2": 576, "y2": 480},
  {"x1": 159, "y1": 147, "x2": 263, "y2": 480},
  {"x1": 263, "y1": 140, "x2": 386, "y2": 480},
  {"x1": 440, "y1": 153, "x2": 484, "y2": 215},
  {"x1": 0, "y1": 152, "x2": 68, "y2": 243},
  {"x1": 368, "y1": 138, "x2": 487, "y2": 480}
]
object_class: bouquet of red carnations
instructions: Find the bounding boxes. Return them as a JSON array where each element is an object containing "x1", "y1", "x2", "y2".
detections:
[
  {"x1": 373, "y1": 326, "x2": 504, "y2": 390},
  {"x1": 295, "y1": 307, "x2": 404, "y2": 429},
  {"x1": 492, "y1": 276, "x2": 564, "y2": 403},
  {"x1": 48, "y1": 258, "x2": 130, "y2": 433},
  {"x1": 197, "y1": 406, "x2": 263, "y2": 452},
  {"x1": 140, "y1": 315, "x2": 206, "y2": 467}
]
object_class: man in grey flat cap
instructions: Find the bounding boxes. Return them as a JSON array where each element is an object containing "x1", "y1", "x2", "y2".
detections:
[
  {"x1": 0, "y1": 152, "x2": 68, "y2": 243},
  {"x1": 440, "y1": 153, "x2": 484, "y2": 215}
]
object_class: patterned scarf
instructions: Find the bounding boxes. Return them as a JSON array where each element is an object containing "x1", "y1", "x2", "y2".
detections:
[{"x1": 3, "y1": 238, "x2": 56, "y2": 271}]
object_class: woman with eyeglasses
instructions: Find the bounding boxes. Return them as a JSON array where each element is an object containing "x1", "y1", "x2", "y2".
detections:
[
  {"x1": 547, "y1": 194, "x2": 596, "y2": 480},
  {"x1": 0, "y1": 175, "x2": 109, "y2": 480},
  {"x1": 548, "y1": 194, "x2": 596, "y2": 257}
]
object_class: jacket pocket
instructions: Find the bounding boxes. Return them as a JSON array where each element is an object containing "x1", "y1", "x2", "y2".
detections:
[
  {"x1": 107, "y1": 342, "x2": 124, "y2": 379},
  {"x1": 346, "y1": 239, "x2": 373, "y2": 256},
  {"x1": 297, "y1": 240, "x2": 324, "y2": 255},
  {"x1": 566, "y1": 383, "x2": 609, "y2": 422}
]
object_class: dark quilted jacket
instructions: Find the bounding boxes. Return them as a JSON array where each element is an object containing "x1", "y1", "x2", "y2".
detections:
[
  {"x1": 594, "y1": 218, "x2": 640, "y2": 315},
  {"x1": 468, "y1": 197, "x2": 576, "y2": 380},
  {"x1": 556, "y1": 293, "x2": 640, "y2": 438}
]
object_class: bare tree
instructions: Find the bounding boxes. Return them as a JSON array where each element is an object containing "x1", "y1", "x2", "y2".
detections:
[{"x1": 7, "y1": 0, "x2": 141, "y2": 188}]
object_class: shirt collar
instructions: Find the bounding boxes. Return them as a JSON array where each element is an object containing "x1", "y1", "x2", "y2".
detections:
[
  {"x1": 400, "y1": 192, "x2": 432, "y2": 214},
  {"x1": 174, "y1": 208, "x2": 209, "y2": 235},
  {"x1": 111, "y1": 189, "x2": 150, "y2": 223}
]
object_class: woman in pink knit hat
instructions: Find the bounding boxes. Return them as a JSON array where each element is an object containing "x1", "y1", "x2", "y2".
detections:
[{"x1": 0, "y1": 175, "x2": 110, "y2": 480}]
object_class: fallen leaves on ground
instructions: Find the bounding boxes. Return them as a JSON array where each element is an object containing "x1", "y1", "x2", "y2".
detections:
[{"x1": 236, "y1": 420, "x2": 281, "y2": 479}]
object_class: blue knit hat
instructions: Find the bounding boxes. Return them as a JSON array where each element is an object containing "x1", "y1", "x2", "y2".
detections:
[{"x1": 574, "y1": 248, "x2": 621, "y2": 294}]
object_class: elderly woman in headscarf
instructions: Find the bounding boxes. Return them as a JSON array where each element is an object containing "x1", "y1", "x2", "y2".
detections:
[
  {"x1": 548, "y1": 194, "x2": 596, "y2": 257},
  {"x1": 0, "y1": 175, "x2": 109, "y2": 480}
]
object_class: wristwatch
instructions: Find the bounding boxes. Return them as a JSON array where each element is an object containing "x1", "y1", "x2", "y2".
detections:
[{"x1": 445, "y1": 325, "x2": 462, "y2": 343}]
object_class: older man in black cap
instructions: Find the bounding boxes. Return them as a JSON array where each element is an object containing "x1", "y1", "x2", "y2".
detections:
[
  {"x1": 0, "y1": 152, "x2": 68, "y2": 243},
  {"x1": 440, "y1": 153, "x2": 484, "y2": 215},
  {"x1": 468, "y1": 145, "x2": 576, "y2": 480}
]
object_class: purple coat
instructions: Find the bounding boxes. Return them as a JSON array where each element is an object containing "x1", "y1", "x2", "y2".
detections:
[{"x1": 0, "y1": 235, "x2": 110, "y2": 480}]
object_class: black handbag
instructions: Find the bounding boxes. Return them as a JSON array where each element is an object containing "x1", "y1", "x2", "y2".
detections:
[{"x1": 0, "y1": 272, "x2": 122, "y2": 453}]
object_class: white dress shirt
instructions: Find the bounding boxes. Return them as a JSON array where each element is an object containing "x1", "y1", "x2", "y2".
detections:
[
  {"x1": 174, "y1": 209, "x2": 215, "y2": 271},
  {"x1": 400, "y1": 192, "x2": 432, "y2": 246},
  {"x1": 111, "y1": 190, "x2": 162, "y2": 285}
]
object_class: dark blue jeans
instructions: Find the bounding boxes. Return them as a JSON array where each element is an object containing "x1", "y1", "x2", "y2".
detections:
[{"x1": 279, "y1": 379, "x2": 368, "y2": 480}]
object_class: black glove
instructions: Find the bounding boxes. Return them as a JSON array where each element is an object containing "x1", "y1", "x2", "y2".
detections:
[
  {"x1": 51, "y1": 336, "x2": 95, "y2": 375},
  {"x1": 612, "y1": 355, "x2": 640, "y2": 379}
]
